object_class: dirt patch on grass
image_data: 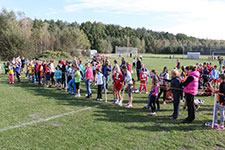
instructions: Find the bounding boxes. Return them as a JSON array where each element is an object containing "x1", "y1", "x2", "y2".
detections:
[
  {"x1": 52, "y1": 123, "x2": 61, "y2": 127},
  {"x1": 29, "y1": 113, "x2": 45, "y2": 119}
]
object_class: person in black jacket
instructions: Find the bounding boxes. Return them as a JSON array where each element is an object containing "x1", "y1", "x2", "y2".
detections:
[
  {"x1": 165, "y1": 69, "x2": 182, "y2": 119},
  {"x1": 136, "y1": 57, "x2": 141, "y2": 81}
]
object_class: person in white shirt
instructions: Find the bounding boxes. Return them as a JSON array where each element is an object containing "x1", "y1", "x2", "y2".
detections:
[
  {"x1": 122, "y1": 65, "x2": 133, "y2": 108},
  {"x1": 50, "y1": 60, "x2": 56, "y2": 85},
  {"x1": 96, "y1": 68, "x2": 103, "y2": 101}
]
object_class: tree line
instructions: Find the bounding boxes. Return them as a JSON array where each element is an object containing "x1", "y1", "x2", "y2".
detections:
[{"x1": 1, "y1": 8, "x2": 225, "y2": 60}]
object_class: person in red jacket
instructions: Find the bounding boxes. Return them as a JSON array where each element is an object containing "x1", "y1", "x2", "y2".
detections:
[
  {"x1": 139, "y1": 68, "x2": 148, "y2": 94},
  {"x1": 113, "y1": 65, "x2": 124, "y2": 105}
]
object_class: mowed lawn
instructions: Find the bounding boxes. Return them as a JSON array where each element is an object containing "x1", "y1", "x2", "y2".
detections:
[{"x1": 0, "y1": 57, "x2": 224, "y2": 150}]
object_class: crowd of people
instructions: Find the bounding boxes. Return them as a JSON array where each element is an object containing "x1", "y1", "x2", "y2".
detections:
[{"x1": 2, "y1": 55, "x2": 225, "y2": 129}]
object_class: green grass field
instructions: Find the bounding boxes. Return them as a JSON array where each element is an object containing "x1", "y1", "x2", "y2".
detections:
[{"x1": 0, "y1": 56, "x2": 224, "y2": 150}]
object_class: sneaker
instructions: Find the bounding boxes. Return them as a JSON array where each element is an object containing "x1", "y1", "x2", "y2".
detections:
[
  {"x1": 163, "y1": 101, "x2": 166, "y2": 105},
  {"x1": 99, "y1": 98, "x2": 103, "y2": 101},
  {"x1": 149, "y1": 112, "x2": 156, "y2": 116},
  {"x1": 118, "y1": 101, "x2": 122, "y2": 106},
  {"x1": 145, "y1": 92, "x2": 148, "y2": 94},
  {"x1": 115, "y1": 100, "x2": 119, "y2": 104},
  {"x1": 75, "y1": 94, "x2": 80, "y2": 97},
  {"x1": 195, "y1": 105, "x2": 200, "y2": 112},
  {"x1": 125, "y1": 103, "x2": 129, "y2": 106},
  {"x1": 113, "y1": 97, "x2": 117, "y2": 102},
  {"x1": 215, "y1": 125, "x2": 224, "y2": 130},
  {"x1": 143, "y1": 105, "x2": 150, "y2": 109},
  {"x1": 96, "y1": 98, "x2": 100, "y2": 101},
  {"x1": 205, "y1": 122, "x2": 218, "y2": 128},
  {"x1": 126, "y1": 104, "x2": 133, "y2": 108}
]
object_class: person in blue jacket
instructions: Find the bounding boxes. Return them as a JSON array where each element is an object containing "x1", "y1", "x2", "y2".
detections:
[
  {"x1": 102, "y1": 59, "x2": 112, "y2": 91},
  {"x1": 14, "y1": 61, "x2": 21, "y2": 82}
]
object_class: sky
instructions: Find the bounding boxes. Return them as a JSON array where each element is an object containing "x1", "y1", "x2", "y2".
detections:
[{"x1": 1, "y1": 0, "x2": 225, "y2": 40}]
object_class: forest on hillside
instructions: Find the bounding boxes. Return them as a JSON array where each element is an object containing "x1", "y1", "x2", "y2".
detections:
[{"x1": 1, "y1": 8, "x2": 225, "y2": 59}]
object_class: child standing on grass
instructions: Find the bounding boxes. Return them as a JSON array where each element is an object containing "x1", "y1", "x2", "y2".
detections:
[
  {"x1": 75, "y1": 67, "x2": 81, "y2": 97},
  {"x1": 96, "y1": 68, "x2": 103, "y2": 101},
  {"x1": 55, "y1": 67, "x2": 62, "y2": 90},
  {"x1": 122, "y1": 65, "x2": 133, "y2": 108},
  {"x1": 8, "y1": 62, "x2": 14, "y2": 84},
  {"x1": 68, "y1": 65, "x2": 76, "y2": 95},
  {"x1": 211, "y1": 65, "x2": 219, "y2": 90},
  {"x1": 3, "y1": 63, "x2": 8, "y2": 74},
  {"x1": 149, "y1": 77, "x2": 160, "y2": 116},
  {"x1": 29, "y1": 61, "x2": 34, "y2": 82},
  {"x1": 112, "y1": 60, "x2": 118, "y2": 102},
  {"x1": 14, "y1": 61, "x2": 21, "y2": 82},
  {"x1": 45, "y1": 65, "x2": 51, "y2": 87},
  {"x1": 158, "y1": 67, "x2": 169, "y2": 105},
  {"x1": 85, "y1": 62, "x2": 93, "y2": 98},
  {"x1": 39, "y1": 65, "x2": 44, "y2": 85},
  {"x1": 213, "y1": 74, "x2": 225, "y2": 130},
  {"x1": 113, "y1": 64, "x2": 124, "y2": 106},
  {"x1": 139, "y1": 67, "x2": 148, "y2": 94}
]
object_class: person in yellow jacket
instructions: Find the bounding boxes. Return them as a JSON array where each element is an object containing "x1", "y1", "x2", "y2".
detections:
[
  {"x1": 8, "y1": 62, "x2": 15, "y2": 84},
  {"x1": 29, "y1": 61, "x2": 34, "y2": 82}
]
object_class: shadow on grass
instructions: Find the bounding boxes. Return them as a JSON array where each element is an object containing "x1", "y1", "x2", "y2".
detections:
[
  {"x1": 1, "y1": 74, "x2": 213, "y2": 132},
  {"x1": 93, "y1": 104, "x2": 212, "y2": 131}
]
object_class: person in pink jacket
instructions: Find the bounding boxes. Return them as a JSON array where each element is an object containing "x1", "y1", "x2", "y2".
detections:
[
  {"x1": 181, "y1": 65, "x2": 200, "y2": 123},
  {"x1": 149, "y1": 76, "x2": 160, "y2": 116},
  {"x1": 85, "y1": 62, "x2": 93, "y2": 98}
]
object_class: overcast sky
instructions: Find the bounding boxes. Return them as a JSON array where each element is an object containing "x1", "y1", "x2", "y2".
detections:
[{"x1": 1, "y1": 0, "x2": 225, "y2": 40}]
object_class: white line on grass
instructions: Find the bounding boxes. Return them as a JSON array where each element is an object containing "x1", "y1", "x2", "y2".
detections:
[{"x1": 0, "y1": 105, "x2": 98, "y2": 133}]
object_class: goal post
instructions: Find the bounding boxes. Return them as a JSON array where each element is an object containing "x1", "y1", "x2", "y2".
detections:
[
  {"x1": 187, "y1": 52, "x2": 200, "y2": 59},
  {"x1": 115, "y1": 46, "x2": 138, "y2": 55}
]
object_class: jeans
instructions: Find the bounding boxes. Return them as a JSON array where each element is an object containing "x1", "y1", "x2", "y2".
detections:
[
  {"x1": 214, "y1": 103, "x2": 225, "y2": 126},
  {"x1": 68, "y1": 78, "x2": 76, "y2": 94},
  {"x1": 103, "y1": 75, "x2": 110, "y2": 90},
  {"x1": 85, "y1": 79, "x2": 92, "y2": 95}
]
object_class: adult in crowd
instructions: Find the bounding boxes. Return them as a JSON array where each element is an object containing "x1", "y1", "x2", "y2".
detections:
[
  {"x1": 136, "y1": 57, "x2": 141, "y2": 81},
  {"x1": 102, "y1": 59, "x2": 112, "y2": 91},
  {"x1": 120, "y1": 57, "x2": 126, "y2": 68},
  {"x1": 181, "y1": 65, "x2": 200, "y2": 123}
]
